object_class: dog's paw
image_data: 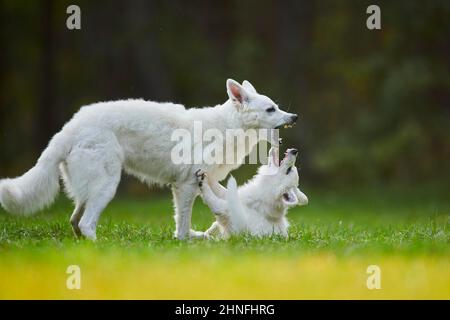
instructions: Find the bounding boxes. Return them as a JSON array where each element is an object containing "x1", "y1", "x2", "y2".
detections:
[
  {"x1": 78, "y1": 222, "x2": 97, "y2": 241},
  {"x1": 195, "y1": 169, "x2": 207, "y2": 187},
  {"x1": 195, "y1": 168, "x2": 207, "y2": 179},
  {"x1": 189, "y1": 229, "x2": 207, "y2": 239}
]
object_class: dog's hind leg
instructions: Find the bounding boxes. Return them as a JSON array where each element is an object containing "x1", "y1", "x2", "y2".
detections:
[
  {"x1": 64, "y1": 130, "x2": 123, "y2": 240},
  {"x1": 172, "y1": 182, "x2": 201, "y2": 240},
  {"x1": 70, "y1": 203, "x2": 85, "y2": 237},
  {"x1": 60, "y1": 161, "x2": 86, "y2": 238},
  {"x1": 77, "y1": 171, "x2": 120, "y2": 240}
]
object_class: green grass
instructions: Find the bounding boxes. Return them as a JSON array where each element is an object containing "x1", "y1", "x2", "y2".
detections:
[{"x1": 0, "y1": 185, "x2": 449, "y2": 299}]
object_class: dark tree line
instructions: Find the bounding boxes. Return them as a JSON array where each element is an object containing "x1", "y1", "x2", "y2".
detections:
[{"x1": 0, "y1": 0, "x2": 449, "y2": 190}]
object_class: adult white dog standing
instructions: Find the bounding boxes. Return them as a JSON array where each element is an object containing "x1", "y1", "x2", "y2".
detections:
[{"x1": 0, "y1": 79, "x2": 297, "y2": 240}]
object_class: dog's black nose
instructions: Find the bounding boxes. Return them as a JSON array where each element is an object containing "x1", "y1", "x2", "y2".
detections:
[
  {"x1": 290, "y1": 149, "x2": 298, "y2": 155},
  {"x1": 291, "y1": 114, "x2": 298, "y2": 123}
]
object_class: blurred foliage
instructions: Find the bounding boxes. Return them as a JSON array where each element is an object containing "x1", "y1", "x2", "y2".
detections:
[{"x1": 0, "y1": 0, "x2": 449, "y2": 191}]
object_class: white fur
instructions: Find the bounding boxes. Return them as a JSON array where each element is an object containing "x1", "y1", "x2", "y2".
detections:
[
  {"x1": 0, "y1": 79, "x2": 298, "y2": 240},
  {"x1": 197, "y1": 148, "x2": 308, "y2": 239}
]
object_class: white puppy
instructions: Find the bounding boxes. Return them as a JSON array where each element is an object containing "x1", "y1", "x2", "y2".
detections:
[
  {"x1": 0, "y1": 79, "x2": 298, "y2": 240},
  {"x1": 196, "y1": 147, "x2": 308, "y2": 239}
]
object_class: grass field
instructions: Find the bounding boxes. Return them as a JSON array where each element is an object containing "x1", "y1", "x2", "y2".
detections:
[{"x1": 0, "y1": 184, "x2": 449, "y2": 299}]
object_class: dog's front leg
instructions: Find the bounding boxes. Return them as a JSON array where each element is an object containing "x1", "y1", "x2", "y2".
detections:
[
  {"x1": 172, "y1": 182, "x2": 202, "y2": 240},
  {"x1": 208, "y1": 178, "x2": 227, "y2": 200},
  {"x1": 196, "y1": 171, "x2": 228, "y2": 215}
]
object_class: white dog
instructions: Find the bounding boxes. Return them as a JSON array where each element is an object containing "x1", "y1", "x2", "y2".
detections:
[
  {"x1": 0, "y1": 79, "x2": 298, "y2": 240},
  {"x1": 196, "y1": 147, "x2": 308, "y2": 239}
]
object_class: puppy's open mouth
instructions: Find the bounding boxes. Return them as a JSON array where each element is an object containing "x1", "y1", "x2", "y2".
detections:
[
  {"x1": 273, "y1": 150, "x2": 290, "y2": 166},
  {"x1": 280, "y1": 149, "x2": 297, "y2": 166},
  {"x1": 268, "y1": 147, "x2": 297, "y2": 169}
]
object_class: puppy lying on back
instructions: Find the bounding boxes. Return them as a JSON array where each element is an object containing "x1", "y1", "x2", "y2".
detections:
[{"x1": 196, "y1": 147, "x2": 308, "y2": 239}]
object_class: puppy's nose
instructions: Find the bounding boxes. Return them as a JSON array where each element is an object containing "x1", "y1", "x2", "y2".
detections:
[
  {"x1": 291, "y1": 114, "x2": 298, "y2": 123},
  {"x1": 290, "y1": 149, "x2": 298, "y2": 155}
]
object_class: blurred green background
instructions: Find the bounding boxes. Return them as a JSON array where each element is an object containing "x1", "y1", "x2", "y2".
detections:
[
  {"x1": 0, "y1": 0, "x2": 449, "y2": 300},
  {"x1": 0, "y1": 0, "x2": 449, "y2": 192}
]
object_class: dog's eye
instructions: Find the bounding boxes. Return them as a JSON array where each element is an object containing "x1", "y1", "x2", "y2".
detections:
[
  {"x1": 266, "y1": 107, "x2": 276, "y2": 113},
  {"x1": 286, "y1": 167, "x2": 292, "y2": 174}
]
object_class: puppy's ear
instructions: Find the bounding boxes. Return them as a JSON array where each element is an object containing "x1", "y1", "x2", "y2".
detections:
[
  {"x1": 227, "y1": 79, "x2": 248, "y2": 108},
  {"x1": 242, "y1": 80, "x2": 257, "y2": 94},
  {"x1": 268, "y1": 147, "x2": 279, "y2": 167}
]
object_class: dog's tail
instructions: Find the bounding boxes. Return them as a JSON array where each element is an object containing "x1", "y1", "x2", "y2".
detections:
[
  {"x1": 225, "y1": 176, "x2": 245, "y2": 227},
  {"x1": 0, "y1": 132, "x2": 69, "y2": 215}
]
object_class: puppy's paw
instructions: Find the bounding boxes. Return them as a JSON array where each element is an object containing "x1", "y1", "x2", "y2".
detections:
[
  {"x1": 195, "y1": 169, "x2": 207, "y2": 187},
  {"x1": 195, "y1": 168, "x2": 207, "y2": 179}
]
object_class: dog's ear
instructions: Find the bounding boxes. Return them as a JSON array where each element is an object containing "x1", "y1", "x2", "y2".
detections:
[
  {"x1": 242, "y1": 80, "x2": 257, "y2": 94},
  {"x1": 268, "y1": 147, "x2": 279, "y2": 167},
  {"x1": 227, "y1": 79, "x2": 248, "y2": 108}
]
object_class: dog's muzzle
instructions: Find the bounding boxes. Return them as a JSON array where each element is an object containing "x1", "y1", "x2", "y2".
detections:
[{"x1": 275, "y1": 114, "x2": 299, "y2": 129}]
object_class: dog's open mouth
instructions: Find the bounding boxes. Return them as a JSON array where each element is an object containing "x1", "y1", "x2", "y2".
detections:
[{"x1": 275, "y1": 122, "x2": 296, "y2": 130}]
